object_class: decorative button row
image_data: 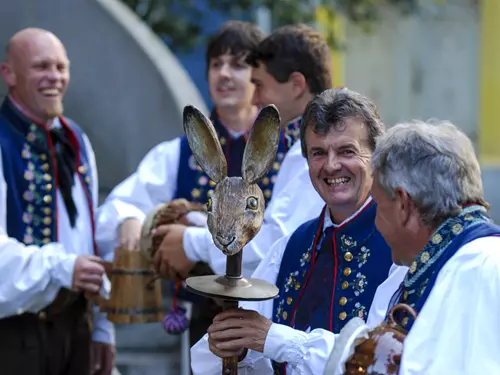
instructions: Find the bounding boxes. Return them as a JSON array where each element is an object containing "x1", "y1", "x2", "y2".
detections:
[{"x1": 338, "y1": 265, "x2": 353, "y2": 319}]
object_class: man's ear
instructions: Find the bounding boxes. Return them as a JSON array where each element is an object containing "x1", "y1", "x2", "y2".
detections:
[
  {"x1": 288, "y1": 71, "x2": 307, "y2": 99},
  {"x1": 0, "y1": 62, "x2": 16, "y2": 86},
  {"x1": 394, "y1": 187, "x2": 412, "y2": 227}
]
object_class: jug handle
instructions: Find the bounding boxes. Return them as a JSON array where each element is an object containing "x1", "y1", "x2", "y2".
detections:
[{"x1": 388, "y1": 303, "x2": 418, "y2": 327}]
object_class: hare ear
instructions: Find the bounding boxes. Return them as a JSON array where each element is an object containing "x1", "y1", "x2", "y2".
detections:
[
  {"x1": 242, "y1": 105, "x2": 281, "y2": 184},
  {"x1": 183, "y1": 105, "x2": 227, "y2": 183}
]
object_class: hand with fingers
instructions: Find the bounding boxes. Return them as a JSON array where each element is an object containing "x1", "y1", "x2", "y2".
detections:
[
  {"x1": 91, "y1": 341, "x2": 115, "y2": 375},
  {"x1": 117, "y1": 217, "x2": 142, "y2": 250},
  {"x1": 151, "y1": 223, "x2": 194, "y2": 279},
  {"x1": 72, "y1": 255, "x2": 106, "y2": 294},
  {"x1": 207, "y1": 308, "x2": 272, "y2": 359}
]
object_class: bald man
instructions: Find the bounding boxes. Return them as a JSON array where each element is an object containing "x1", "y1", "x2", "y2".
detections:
[{"x1": 0, "y1": 28, "x2": 115, "y2": 375}]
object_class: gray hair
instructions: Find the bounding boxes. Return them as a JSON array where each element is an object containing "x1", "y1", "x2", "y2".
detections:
[
  {"x1": 371, "y1": 120, "x2": 488, "y2": 227},
  {"x1": 300, "y1": 87, "x2": 385, "y2": 157}
]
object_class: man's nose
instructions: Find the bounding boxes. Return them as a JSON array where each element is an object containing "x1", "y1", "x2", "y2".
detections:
[
  {"x1": 251, "y1": 91, "x2": 260, "y2": 107},
  {"x1": 324, "y1": 152, "x2": 342, "y2": 172},
  {"x1": 219, "y1": 63, "x2": 231, "y2": 78}
]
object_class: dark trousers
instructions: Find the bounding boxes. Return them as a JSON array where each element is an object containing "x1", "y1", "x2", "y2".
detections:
[{"x1": 0, "y1": 295, "x2": 92, "y2": 375}]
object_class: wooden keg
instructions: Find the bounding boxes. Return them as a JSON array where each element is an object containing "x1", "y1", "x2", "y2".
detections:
[{"x1": 100, "y1": 247, "x2": 164, "y2": 324}]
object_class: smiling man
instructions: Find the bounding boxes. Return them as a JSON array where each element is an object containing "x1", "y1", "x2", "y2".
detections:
[
  {"x1": 190, "y1": 88, "x2": 398, "y2": 374},
  {"x1": 0, "y1": 28, "x2": 115, "y2": 375}
]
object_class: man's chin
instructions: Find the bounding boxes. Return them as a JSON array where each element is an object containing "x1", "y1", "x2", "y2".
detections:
[
  {"x1": 213, "y1": 98, "x2": 239, "y2": 111},
  {"x1": 323, "y1": 191, "x2": 355, "y2": 207},
  {"x1": 44, "y1": 104, "x2": 63, "y2": 119}
]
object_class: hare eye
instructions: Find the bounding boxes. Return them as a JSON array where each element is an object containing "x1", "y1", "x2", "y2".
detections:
[
  {"x1": 246, "y1": 197, "x2": 258, "y2": 210},
  {"x1": 207, "y1": 198, "x2": 212, "y2": 212}
]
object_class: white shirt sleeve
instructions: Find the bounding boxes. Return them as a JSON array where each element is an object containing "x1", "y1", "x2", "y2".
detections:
[
  {"x1": 94, "y1": 138, "x2": 180, "y2": 255},
  {"x1": 399, "y1": 236, "x2": 500, "y2": 375},
  {"x1": 184, "y1": 141, "x2": 324, "y2": 277}
]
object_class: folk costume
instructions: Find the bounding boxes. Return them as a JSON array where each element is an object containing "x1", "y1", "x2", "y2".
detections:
[
  {"x1": 0, "y1": 97, "x2": 114, "y2": 375},
  {"x1": 191, "y1": 197, "x2": 397, "y2": 375}
]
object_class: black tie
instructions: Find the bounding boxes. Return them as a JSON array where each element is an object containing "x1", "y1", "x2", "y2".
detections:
[{"x1": 50, "y1": 127, "x2": 78, "y2": 227}]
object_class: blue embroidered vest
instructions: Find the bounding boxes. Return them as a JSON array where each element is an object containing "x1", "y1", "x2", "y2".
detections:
[
  {"x1": 0, "y1": 98, "x2": 95, "y2": 250},
  {"x1": 387, "y1": 205, "x2": 500, "y2": 331},
  {"x1": 271, "y1": 202, "x2": 393, "y2": 373},
  {"x1": 174, "y1": 111, "x2": 301, "y2": 206}
]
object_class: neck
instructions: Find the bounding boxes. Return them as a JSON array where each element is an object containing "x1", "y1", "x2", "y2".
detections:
[
  {"x1": 401, "y1": 225, "x2": 436, "y2": 267},
  {"x1": 328, "y1": 195, "x2": 370, "y2": 224},
  {"x1": 216, "y1": 105, "x2": 257, "y2": 133},
  {"x1": 280, "y1": 92, "x2": 314, "y2": 128},
  {"x1": 8, "y1": 94, "x2": 53, "y2": 126}
]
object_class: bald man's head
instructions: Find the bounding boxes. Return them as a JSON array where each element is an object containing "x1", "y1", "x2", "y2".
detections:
[{"x1": 1, "y1": 28, "x2": 70, "y2": 123}]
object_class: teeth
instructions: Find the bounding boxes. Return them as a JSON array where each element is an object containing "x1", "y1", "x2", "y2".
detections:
[
  {"x1": 41, "y1": 89, "x2": 59, "y2": 96},
  {"x1": 326, "y1": 177, "x2": 350, "y2": 185}
]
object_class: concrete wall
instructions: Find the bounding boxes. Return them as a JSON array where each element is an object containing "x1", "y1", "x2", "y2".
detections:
[
  {"x1": 344, "y1": 0, "x2": 479, "y2": 140},
  {"x1": 0, "y1": 0, "x2": 208, "y2": 202},
  {"x1": 342, "y1": 0, "x2": 500, "y2": 221}
]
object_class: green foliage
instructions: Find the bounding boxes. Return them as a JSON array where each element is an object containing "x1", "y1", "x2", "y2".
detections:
[{"x1": 121, "y1": 0, "x2": 421, "y2": 52}]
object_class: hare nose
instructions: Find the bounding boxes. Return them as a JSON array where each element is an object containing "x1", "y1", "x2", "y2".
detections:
[{"x1": 216, "y1": 234, "x2": 235, "y2": 247}]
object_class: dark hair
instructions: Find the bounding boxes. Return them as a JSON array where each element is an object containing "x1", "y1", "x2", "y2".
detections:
[
  {"x1": 205, "y1": 21, "x2": 266, "y2": 71},
  {"x1": 300, "y1": 88, "x2": 385, "y2": 157},
  {"x1": 246, "y1": 24, "x2": 332, "y2": 95}
]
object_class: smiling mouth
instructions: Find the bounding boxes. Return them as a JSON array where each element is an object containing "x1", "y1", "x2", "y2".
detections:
[
  {"x1": 325, "y1": 177, "x2": 351, "y2": 186},
  {"x1": 40, "y1": 88, "x2": 60, "y2": 98}
]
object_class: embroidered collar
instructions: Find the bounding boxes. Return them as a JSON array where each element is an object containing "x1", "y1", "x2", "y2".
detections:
[
  {"x1": 324, "y1": 196, "x2": 373, "y2": 231},
  {"x1": 209, "y1": 109, "x2": 252, "y2": 140},
  {"x1": 283, "y1": 117, "x2": 301, "y2": 150},
  {"x1": 404, "y1": 205, "x2": 490, "y2": 288}
]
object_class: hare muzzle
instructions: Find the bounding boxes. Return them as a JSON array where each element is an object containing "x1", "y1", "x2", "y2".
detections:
[{"x1": 207, "y1": 178, "x2": 265, "y2": 256}]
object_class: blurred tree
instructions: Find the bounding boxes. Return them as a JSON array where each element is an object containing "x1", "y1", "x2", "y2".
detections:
[{"x1": 121, "y1": 0, "x2": 425, "y2": 52}]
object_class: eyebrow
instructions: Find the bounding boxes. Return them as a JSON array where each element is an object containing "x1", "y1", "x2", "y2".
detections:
[{"x1": 338, "y1": 143, "x2": 359, "y2": 150}]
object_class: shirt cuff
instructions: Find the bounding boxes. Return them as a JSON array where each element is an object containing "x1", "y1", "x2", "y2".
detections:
[
  {"x1": 92, "y1": 306, "x2": 116, "y2": 344},
  {"x1": 49, "y1": 252, "x2": 78, "y2": 289},
  {"x1": 183, "y1": 226, "x2": 209, "y2": 263},
  {"x1": 263, "y1": 323, "x2": 308, "y2": 364}
]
